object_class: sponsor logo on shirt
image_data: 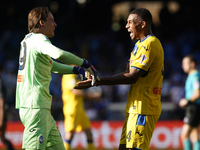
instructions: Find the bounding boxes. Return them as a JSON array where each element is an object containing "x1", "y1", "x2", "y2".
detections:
[
  {"x1": 49, "y1": 60, "x2": 52, "y2": 65},
  {"x1": 153, "y1": 87, "x2": 162, "y2": 95},
  {"x1": 132, "y1": 45, "x2": 138, "y2": 56},
  {"x1": 17, "y1": 75, "x2": 24, "y2": 82}
]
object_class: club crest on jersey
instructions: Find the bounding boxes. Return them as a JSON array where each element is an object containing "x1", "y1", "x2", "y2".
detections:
[{"x1": 132, "y1": 45, "x2": 138, "y2": 56}]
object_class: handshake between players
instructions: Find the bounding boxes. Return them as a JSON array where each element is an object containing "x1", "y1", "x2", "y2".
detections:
[{"x1": 73, "y1": 58, "x2": 100, "y2": 87}]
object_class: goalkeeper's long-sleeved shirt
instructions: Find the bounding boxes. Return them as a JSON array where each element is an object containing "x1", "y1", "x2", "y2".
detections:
[{"x1": 16, "y1": 33, "x2": 83, "y2": 109}]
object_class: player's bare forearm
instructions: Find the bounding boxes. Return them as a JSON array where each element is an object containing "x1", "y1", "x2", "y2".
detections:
[
  {"x1": 93, "y1": 62, "x2": 132, "y2": 85},
  {"x1": 97, "y1": 74, "x2": 133, "y2": 85},
  {"x1": 0, "y1": 98, "x2": 4, "y2": 128},
  {"x1": 75, "y1": 73, "x2": 140, "y2": 90},
  {"x1": 97, "y1": 68, "x2": 144, "y2": 85},
  {"x1": 74, "y1": 64, "x2": 144, "y2": 89},
  {"x1": 74, "y1": 75, "x2": 125, "y2": 89}
]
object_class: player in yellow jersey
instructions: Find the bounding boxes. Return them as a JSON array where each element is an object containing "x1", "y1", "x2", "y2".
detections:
[
  {"x1": 62, "y1": 74, "x2": 101, "y2": 150},
  {"x1": 75, "y1": 8, "x2": 164, "y2": 150}
]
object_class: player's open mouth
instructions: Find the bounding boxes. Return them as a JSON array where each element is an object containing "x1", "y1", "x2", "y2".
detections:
[{"x1": 128, "y1": 29, "x2": 133, "y2": 37}]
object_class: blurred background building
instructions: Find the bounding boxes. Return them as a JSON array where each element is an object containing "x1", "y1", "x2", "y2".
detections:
[{"x1": 0, "y1": 0, "x2": 200, "y2": 121}]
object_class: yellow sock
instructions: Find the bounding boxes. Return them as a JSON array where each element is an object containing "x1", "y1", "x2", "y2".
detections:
[
  {"x1": 87, "y1": 142, "x2": 96, "y2": 150},
  {"x1": 64, "y1": 141, "x2": 71, "y2": 150}
]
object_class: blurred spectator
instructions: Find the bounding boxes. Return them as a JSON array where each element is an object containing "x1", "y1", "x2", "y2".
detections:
[{"x1": 0, "y1": 65, "x2": 15, "y2": 150}]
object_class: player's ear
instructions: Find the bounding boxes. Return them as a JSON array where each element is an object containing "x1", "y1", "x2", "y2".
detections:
[
  {"x1": 39, "y1": 20, "x2": 45, "y2": 26},
  {"x1": 141, "y1": 21, "x2": 146, "y2": 29},
  {"x1": 191, "y1": 61, "x2": 196, "y2": 68}
]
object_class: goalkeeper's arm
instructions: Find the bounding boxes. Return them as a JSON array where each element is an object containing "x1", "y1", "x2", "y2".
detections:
[
  {"x1": 41, "y1": 43, "x2": 83, "y2": 66},
  {"x1": 51, "y1": 60, "x2": 86, "y2": 81},
  {"x1": 51, "y1": 60, "x2": 74, "y2": 74},
  {"x1": 41, "y1": 43, "x2": 99, "y2": 85}
]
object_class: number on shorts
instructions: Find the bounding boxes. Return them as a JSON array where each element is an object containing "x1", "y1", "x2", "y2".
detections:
[{"x1": 126, "y1": 130, "x2": 132, "y2": 142}]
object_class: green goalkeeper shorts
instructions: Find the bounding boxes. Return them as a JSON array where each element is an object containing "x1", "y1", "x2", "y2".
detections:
[{"x1": 19, "y1": 108, "x2": 65, "y2": 150}]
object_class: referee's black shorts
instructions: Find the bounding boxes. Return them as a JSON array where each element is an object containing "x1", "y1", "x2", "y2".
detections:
[{"x1": 184, "y1": 102, "x2": 200, "y2": 127}]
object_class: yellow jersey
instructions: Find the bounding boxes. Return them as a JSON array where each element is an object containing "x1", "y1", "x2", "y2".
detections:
[
  {"x1": 126, "y1": 35, "x2": 164, "y2": 115},
  {"x1": 62, "y1": 74, "x2": 84, "y2": 114}
]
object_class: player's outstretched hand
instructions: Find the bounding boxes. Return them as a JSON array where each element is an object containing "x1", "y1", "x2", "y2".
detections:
[
  {"x1": 81, "y1": 59, "x2": 100, "y2": 86},
  {"x1": 73, "y1": 66, "x2": 86, "y2": 81},
  {"x1": 74, "y1": 79, "x2": 93, "y2": 89}
]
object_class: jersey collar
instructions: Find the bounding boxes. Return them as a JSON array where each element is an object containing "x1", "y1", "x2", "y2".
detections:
[{"x1": 140, "y1": 34, "x2": 154, "y2": 42}]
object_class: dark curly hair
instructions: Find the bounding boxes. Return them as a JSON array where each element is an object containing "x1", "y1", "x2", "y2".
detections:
[{"x1": 130, "y1": 8, "x2": 152, "y2": 26}]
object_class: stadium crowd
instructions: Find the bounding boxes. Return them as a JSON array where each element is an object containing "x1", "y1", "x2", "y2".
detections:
[{"x1": 0, "y1": 0, "x2": 200, "y2": 121}]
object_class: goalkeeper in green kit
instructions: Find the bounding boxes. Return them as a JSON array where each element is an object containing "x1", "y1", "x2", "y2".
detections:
[{"x1": 15, "y1": 6, "x2": 99, "y2": 150}]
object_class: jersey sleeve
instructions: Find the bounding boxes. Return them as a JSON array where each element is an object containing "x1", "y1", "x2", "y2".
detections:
[
  {"x1": 34, "y1": 34, "x2": 52, "y2": 53},
  {"x1": 41, "y1": 44, "x2": 83, "y2": 66},
  {"x1": 34, "y1": 34, "x2": 64, "y2": 59},
  {"x1": 193, "y1": 74, "x2": 200, "y2": 90},
  {"x1": 34, "y1": 34, "x2": 83, "y2": 66},
  {"x1": 130, "y1": 41, "x2": 156, "y2": 72},
  {"x1": 51, "y1": 60, "x2": 74, "y2": 74}
]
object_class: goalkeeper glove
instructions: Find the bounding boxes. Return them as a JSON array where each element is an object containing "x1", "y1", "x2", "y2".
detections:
[
  {"x1": 73, "y1": 66, "x2": 86, "y2": 81},
  {"x1": 81, "y1": 59, "x2": 100, "y2": 86}
]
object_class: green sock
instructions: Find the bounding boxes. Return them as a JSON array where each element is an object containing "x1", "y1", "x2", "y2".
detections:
[
  {"x1": 183, "y1": 139, "x2": 191, "y2": 150},
  {"x1": 193, "y1": 141, "x2": 200, "y2": 150}
]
